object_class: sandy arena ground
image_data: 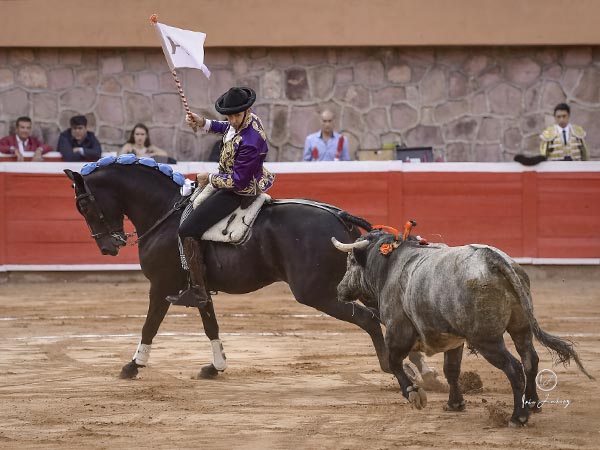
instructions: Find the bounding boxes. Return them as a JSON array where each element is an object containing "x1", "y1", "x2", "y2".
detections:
[{"x1": 0, "y1": 270, "x2": 599, "y2": 449}]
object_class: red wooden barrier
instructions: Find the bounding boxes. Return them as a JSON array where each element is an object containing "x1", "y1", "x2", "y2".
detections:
[
  {"x1": 1, "y1": 162, "x2": 599, "y2": 268},
  {"x1": 0, "y1": 171, "x2": 6, "y2": 267}
]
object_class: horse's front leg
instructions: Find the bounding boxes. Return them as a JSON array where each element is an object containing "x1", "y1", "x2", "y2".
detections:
[
  {"x1": 195, "y1": 297, "x2": 227, "y2": 379},
  {"x1": 119, "y1": 284, "x2": 171, "y2": 379}
]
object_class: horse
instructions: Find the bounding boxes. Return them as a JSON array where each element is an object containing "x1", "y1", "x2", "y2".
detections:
[{"x1": 64, "y1": 160, "x2": 391, "y2": 379}]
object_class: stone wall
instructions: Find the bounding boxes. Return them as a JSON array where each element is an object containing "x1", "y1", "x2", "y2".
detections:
[{"x1": 1, "y1": 46, "x2": 599, "y2": 161}]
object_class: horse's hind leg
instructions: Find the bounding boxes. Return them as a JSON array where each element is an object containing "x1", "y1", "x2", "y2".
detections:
[
  {"x1": 195, "y1": 298, "x2": 227, "y2": 379},
  {"x1": 293, "y1": 287, "x2": 390, "y2": 373},
  {"x1": 120, "y1": 283, "x2": 172, "y2": 379}
]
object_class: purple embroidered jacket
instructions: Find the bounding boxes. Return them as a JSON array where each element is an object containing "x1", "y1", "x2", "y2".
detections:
[{"x1": 207, "y1": 112, "x2": 274, "y2": 195}]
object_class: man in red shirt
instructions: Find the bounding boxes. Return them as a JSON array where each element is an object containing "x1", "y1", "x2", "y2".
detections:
[{"x1": 0, "y1": 116, "x2": 52, "y2": 161}]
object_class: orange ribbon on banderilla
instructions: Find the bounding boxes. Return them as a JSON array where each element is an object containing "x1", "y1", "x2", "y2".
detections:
[{"x1": 372, "y1": 220, "x2": 420, "y2": 255}]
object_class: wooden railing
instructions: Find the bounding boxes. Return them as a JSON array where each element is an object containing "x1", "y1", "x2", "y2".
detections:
[{"x1": 1, "y1": 161, "x2": 599, "y2": 270}]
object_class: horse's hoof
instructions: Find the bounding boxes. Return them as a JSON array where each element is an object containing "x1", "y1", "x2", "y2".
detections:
[
  {"x1": 443, "y1": 400, "x2": 466, "y2": 412},
  {"x1": 195, "y1": 364, "x2": 220, "y2": 379},
  {"x1": 407, "y1": 386, "x2": 427, "y2": 409},
  {"x1": 119, "y1": 360, "x2": 140, "y2": 379}
]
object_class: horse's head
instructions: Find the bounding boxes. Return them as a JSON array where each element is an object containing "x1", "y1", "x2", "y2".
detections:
[{"x1": 64, "y1": 169, "x2": 127, "y2": 256}]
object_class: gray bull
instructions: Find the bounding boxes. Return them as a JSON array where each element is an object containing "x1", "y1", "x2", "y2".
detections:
[{"x1": 332, "y1": 231, "x2": 594, "y2": 427}]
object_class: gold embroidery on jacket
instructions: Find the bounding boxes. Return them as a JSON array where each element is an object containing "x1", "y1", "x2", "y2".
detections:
[{"x1": 211, "y1": 112, "x2": 274, "y2": 193}]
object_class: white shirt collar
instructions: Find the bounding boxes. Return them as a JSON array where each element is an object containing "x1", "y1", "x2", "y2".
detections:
[
  {"x1": 555, "y1": 124, "x2": 571, "y2": 140},
  {"x1": 16, "y1": 135, "x2": 28, "y2": 153}
]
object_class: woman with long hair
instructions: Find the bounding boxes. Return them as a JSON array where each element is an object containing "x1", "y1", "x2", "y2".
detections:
[{"x1": 119, "y1": 123, "x2": 172, "y2": 162}]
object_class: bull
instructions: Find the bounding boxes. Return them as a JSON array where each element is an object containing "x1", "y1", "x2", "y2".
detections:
[{"x1": 332, "y1": 230, "x2": 594, "y2": 427}]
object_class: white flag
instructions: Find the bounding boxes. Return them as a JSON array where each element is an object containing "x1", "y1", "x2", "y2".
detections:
[{"x1": 153, "y1": 21, "x2": 210, "y2": 78}]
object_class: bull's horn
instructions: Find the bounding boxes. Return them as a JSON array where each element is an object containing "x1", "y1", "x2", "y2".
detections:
[{"x1": 331, "y1": 237, "x2": 370, "y2": 252}]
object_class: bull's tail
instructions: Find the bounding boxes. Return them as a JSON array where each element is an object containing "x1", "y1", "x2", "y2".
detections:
[{"x1": 477, "y1": 245, "x2": 595, "y2": 380}]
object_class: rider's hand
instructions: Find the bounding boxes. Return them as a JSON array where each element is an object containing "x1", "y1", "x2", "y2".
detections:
[
  {"x1": 186, "y1": 113, "x2": 205, "y2": 129},
  {"x1": 196, "y1": 172, "x2": 210, "y2": 186}
]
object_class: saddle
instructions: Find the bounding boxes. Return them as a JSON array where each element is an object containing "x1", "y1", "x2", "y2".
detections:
[
  {"x1": 177, "y1": 187, "x2": 353, "y2": 271},
  {"x1": 178, "y1": 185, "x2": 270, "y2": 270}
]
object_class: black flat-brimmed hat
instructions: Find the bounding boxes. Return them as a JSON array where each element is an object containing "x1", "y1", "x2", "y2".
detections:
[{"x1": 215, "y1": 87, "x2": 256, "y2": 115}]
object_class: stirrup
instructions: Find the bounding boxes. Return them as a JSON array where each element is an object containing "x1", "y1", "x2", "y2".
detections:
[{"x1": 166, "y1": 286, "x2": 208, "y2": 308}]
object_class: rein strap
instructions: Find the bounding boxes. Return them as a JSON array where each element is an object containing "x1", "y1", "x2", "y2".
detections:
[{"x1": 128, "y1": 196, "x2": 191, "y2": 246}]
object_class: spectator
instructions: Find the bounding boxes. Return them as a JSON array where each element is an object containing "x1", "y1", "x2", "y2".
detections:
[
  {"x1": 0, "y1": 116, "x2": 52, "y2": 162},
  {"x1": 119, "y1": 123, "x2": 174, "y2": 163},
  {"x1": 540, "y1": 103, "x2": 588, "y2": 161},
  {"x1": 303, "y1": 109, "x2": 350, "y2": 161},
  {"x1": 57, "y1": 115, "x2": 102, "y2": 162}
]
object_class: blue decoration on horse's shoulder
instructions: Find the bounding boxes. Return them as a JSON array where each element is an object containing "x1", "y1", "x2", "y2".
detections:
[
  {"x1": 172, "y1": 172, "x2": 185, "y2": 186},
  {"x1": 97, "y1": 155, "x2": 117, "y2": 166},
  {"x1": 138, "y1": 157, "x2": 158, "y2": 168},
  {"x1": 81, "y1": 162, "x2": 98, "y2": 175},
  {"x1": 158, "y1": 163, "x2": 173, "y2": 177},
  {"x1": 117, "y1": 154, "x2": 137, "y2": 165}
]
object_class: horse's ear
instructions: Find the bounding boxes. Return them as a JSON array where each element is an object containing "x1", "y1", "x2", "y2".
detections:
[
  {"x1": 64, "y1": 169, "x2": 75, "y2": 181},
  {"x1": 64, "y1": 169, "x2": 85, "y2": 191}
]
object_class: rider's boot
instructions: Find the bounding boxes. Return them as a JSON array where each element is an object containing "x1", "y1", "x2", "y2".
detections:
[{"x1": 166, "y1": 237, "x2": 210, "y2": 308}]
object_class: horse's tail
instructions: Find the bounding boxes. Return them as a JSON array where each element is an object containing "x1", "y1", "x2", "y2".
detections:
[{"x1": 339, "y1": 211, "x2": 372, "y2": 232}]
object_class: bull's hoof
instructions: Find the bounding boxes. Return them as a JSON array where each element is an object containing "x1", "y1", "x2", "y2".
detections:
[
  {"x1": 508, "y1": 414, "x2": 529, "y2": 428},
  {"x1": 443, "y1": 400, "x2": 466, "y2": 412},
  {"x1": 119, "y1": 360, "x2": 141, "y2": 379},
  {"x1": 407, "y1": 386, "x2": 428, "y2": 410},
  {"x1": 508, "y1": 419, "x2": 527, "y2": 428},
  {"x1": 195, "y1": 364, "x2": 220, "y2": 379},
  {"x1": 527, "y1": 401, "x2": 542, "y2": 413}
]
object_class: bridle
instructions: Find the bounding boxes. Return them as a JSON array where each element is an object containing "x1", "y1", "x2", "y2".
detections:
[
  {"x1": 74, "y1": 182, "x2": 190, "y2": 247},
  {"x1": 75, "y1": 190, "x2": 133, "y2": 246}
]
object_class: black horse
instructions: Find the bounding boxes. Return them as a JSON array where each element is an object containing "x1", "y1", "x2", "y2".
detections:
[{"x1": 64, "y1": 162, "x2": 391, "y2": 379}]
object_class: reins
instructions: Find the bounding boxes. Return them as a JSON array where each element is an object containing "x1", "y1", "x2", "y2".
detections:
[{"x1": 125, "y1": 196, "x2": 191, "y2": 245}]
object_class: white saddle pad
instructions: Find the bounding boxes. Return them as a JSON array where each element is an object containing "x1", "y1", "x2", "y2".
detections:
[{"x1": 190, "y1": 184, "x2": 270, "y2": 244}]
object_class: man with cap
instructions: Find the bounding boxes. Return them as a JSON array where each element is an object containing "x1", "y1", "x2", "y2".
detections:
[{"x1": 166, "y1": 86, "x2": 275, "y2": 307}]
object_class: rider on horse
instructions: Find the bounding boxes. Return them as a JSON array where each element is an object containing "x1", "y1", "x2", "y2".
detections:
[{"x1": 166, "y1": 86, "x2": 275, "y2": 307}]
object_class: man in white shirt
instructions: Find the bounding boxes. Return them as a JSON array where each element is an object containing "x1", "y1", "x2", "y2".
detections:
[
  {"x1": 0, "y1": 117, "x2": 52, "y2": 161},
  {"x1": 303, "y1": 110, "x2": 350, "y2": 161},
  {"x1": 539, "y1": 103, "x2": 588, "y2": 161}
]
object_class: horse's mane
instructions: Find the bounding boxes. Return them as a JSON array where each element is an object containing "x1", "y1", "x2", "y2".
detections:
[{"x1": 80, "y1": 153, "x2": 186, "y2": 187}]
